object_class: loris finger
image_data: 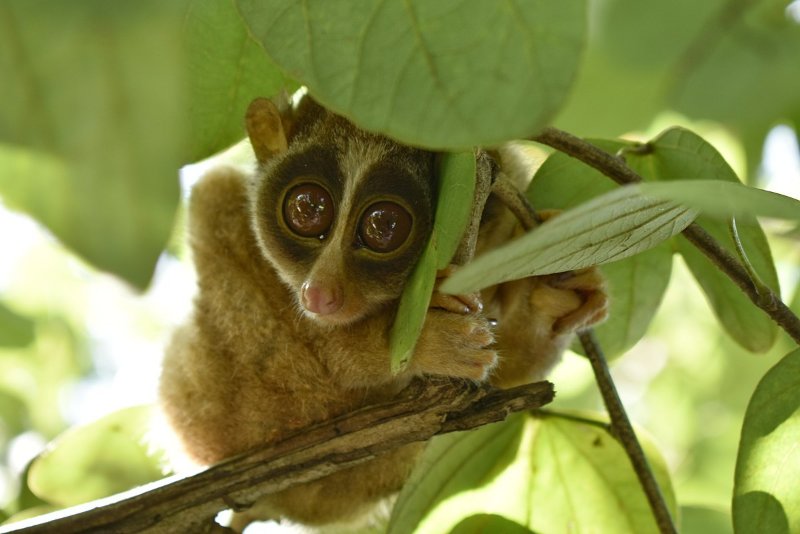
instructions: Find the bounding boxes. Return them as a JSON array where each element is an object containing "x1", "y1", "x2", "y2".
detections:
[{"x1": 429, "y1": 291, "x2": 483, "y2": 314}]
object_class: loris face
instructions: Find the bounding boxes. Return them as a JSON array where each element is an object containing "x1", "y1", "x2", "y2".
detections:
[{"x1": 250, "y1": 99, "x2": 436, "y2": 326}]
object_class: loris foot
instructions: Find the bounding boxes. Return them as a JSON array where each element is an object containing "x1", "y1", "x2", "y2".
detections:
[
  {"x1": 533, "y1": 267, "x2": 609, "y2": 335},
  {"x1": 411, "y1": 310, "x2": 497, "y2": 381}
]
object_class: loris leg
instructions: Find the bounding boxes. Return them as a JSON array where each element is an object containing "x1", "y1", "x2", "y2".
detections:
[{"x1": 488, "y1": 266, "x2": 608, "y2": 389}]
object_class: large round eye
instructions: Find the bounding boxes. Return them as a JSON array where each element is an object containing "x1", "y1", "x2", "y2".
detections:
[
  {"x1": 359, "y1": 201, "x2": 413, "y2": 253},
  {"x1": 283, "y1": 183, "x2": 334, "y2": 238}
]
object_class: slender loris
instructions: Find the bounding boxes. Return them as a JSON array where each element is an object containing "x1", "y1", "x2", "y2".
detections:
[{"x1": 158, "y1": 95, "x2": 608, "y2": 529}]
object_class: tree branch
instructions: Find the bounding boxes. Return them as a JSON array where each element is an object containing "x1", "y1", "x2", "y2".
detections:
[
  {"x1": 0, "y1": 379, "x2": 554, "y2": 534},
  {"x1": 532, "y1": 126, "x2": 800, "y2": 345},
  {"x1": 578, "y1": 331, "x2": 677, "y2": 534}
]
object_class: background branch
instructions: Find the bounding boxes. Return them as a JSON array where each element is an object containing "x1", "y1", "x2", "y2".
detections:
[{"x1": 0, "y1": 379, "x2": 554, "y2": 534}]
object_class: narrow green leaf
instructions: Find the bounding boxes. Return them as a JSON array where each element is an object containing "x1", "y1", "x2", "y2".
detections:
[
  {"x1": 733, "y1": 349, "x2": 800, "y2": 534},
  {"x1": 0, "y1": 301, "x2": 35, "y2": 348},
  {"x1": 626, "y1": 127, "x2": 779, "y2": 352},
  {"x1": 441, "y1": 185, "x2": 696, "y2": 294},
  {"x1": 238, "y1": 0, "x2": 587, "y2": 149},
  {"x1": 389, "y1": 411, "x2": 676, "y2": 534},
  {"x1": 389, "y1": 237, "x2": 437, "y2": 374},
  {"x1": 639, "y1": 180, "x2": 800, "y2": 221},
  {"x1": 28, "y1": 405, "x2": 167, "y2": 507},
  {"x1": 390, "y1": 151, "x2": 477, "y2": 373},
  {"x1": 0, "y1": 1, "x2": 188, "y2": 289},
  {"x1": 434, "y1": 151, "x2": 476, "y2": 269},
  {"x1": 184, "y1": 0, "x2": 292, "y2": 160}
]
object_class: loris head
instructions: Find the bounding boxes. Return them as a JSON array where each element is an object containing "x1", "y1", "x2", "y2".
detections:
[{"x1": 246, "y1": 96, "x2": 436, "y2": 326}]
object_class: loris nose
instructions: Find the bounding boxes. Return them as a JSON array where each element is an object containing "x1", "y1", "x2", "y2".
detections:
[{"x1": 301, "y1": 282, "x2": 343, "y2": 315}]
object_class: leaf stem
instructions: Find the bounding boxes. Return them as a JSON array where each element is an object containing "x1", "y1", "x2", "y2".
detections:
[
  {"x1": 531, "y1": 126, "x2": 800, "y2": 345},
  {"x1": 728, "y1": 217, "x2": 774, "y2": 308}
]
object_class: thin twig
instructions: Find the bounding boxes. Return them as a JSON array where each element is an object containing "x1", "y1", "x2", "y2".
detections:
[
  {"x1": 490, "y1": 166, "x2": 678, "y2": 534},
  {"x1": 0, "y1": 380, "x2": 555, "y2": 534},
  {"x1": 532, "y1": 127, "x2": 800, "y2": 345},
  {"x1": 578, "y1": 331, "x2": 678, "y2": 534}
]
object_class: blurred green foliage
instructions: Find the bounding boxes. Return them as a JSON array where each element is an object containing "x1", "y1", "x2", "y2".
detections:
[{"x1": 0, "y1": 0, "x2": 799, "y2": 532}]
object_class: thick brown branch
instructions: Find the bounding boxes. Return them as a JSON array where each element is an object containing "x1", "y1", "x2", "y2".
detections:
[
  {"x1": 0, "y1": 379, "x2": 554, "y2": 534},
  {"x1": 532, "y1": 127, "x2": 800, "y2": 345}
]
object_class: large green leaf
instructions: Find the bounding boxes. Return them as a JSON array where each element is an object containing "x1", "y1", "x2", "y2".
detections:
[
  {"x1": 0, "y1": 1, "x2": 188, "y2": 289},
  {"x1": 184, "y1": 0, "x2": 291, "y2": 160},
  {"x1": 390, "y1": 151, "x2": 476, "y2": 373},
  {"x1": 527, "y1": 140, "x2": 672, "y2": 358},
  {"x1": 441, "y1": 185, "x2": 696, "y2": 294},
  {"x1": 28, "y1": 405, "x2": 166, "y2": 507},
  {"x1": 237, "y1": 0, "x2": 587, "y2": 149},
  {"x1": 733, "y1": 349, "x2": 800, "y2": 534},
  {"x1": 680, "y1": 505, "x2": 732, "y2": 534},
  {"x1": 449, "y1": 515, "x2": 535, "y2": 534},
  {"x1": 389, "y1": 411, "x2": 676, "y2": 534},
  {"x1": 626, "y1": 127, "x2": 780, "y2": 352}
]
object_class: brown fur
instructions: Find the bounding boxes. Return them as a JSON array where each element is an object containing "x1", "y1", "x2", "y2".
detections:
[{"x1": 158, "y1": 97, "x2": 608, "y2": 529}]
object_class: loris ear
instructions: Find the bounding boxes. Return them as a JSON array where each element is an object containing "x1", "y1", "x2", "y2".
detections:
[{"x1": 246, "y1": 98, "x2": 289, "y2": 163}]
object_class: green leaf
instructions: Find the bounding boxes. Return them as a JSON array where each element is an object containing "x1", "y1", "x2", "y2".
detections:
[
  {"x1": 389, "y1": 237, "x2": 437, "y2": 374},
  {"x1": 626, "y1": 127, "x2": 779, "y2": 352},
  {"x1": 589, "y1": 244, "x2": 672, "y2": 358},
  {"x1": 28, "y1": 405, "x2": 167, "y2": 507},
  {"x1": 528, "y1": 140, "x2": 672, "y2": 358},
  {"x1": 389, "y1": 411, "x2": 676, "y2": 534},
  {"x1": 0, "y1": 1, "x2": 188, "y2": 289},
  {"x1": 0, "y1": 301, "x2": 35, "y2": 348},
  {"x1": 434, "y1": 151, "x2": 476, "y2": 269},
  {"x1": 237, "y1": 0, "x2": 587, "y2": 149},
  {"x1": 441, "y1": 185, "x2": 696, "y2": 294},
  {"x1": 184, "y1": 0, "x2": 292, "y2": 160},
  {"x1": 449, "y1": 514, "x2": 535, "y2": 534},
  {"x1": 390, "y1": 151, "x2": 477, "y2": 373},
  {"x1": 680, "y1": 505, "x2": 733, "y2": 534},
  {"x1": 733, "y1": 349, "x2": 800, "y2": 534},
  {"x1": 638, "y1": 181, "x2": 800, "y2": 221}
]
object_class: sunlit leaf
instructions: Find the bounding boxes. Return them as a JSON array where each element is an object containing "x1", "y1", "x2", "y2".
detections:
[
  {"x1": 528, "y1": 141, "x2": 672, "y2": 358},
  {"x1": 441, "y1": 185, "x2": 696, "y2": 294},
  {"x1": 389, "y1": 411, "x2": 676, "y2": 534},
  {"x1": 449, "y1": 514, "x2": 535, "y2": 534},
  {"x1": 0, "y1": 1, "x2": 188, "y2": 289},
  {"x1": 237, "y1": 0, "x2": 587, "y2": 149},
  {"x1": 0, "y1": 301, "x2": 35, "y2": 348},
  {"x1": 184, "y1": 0, "x2": 293, "y2": 160},
  {"x1": 28, "y1": 405, "x2": 166, "y2": 507},
  {"x1": 639, "y1": 181, "x2": 800, "y2": 221},
  {"x1": 390, "y1": 151, "x2": 476, "y2": 373},
  {"x1": 733, "y1": 349, "x2": 800, "y2": 534},
  {"x1": 626, "y1": 127, "x2": 779, "y2": 352},
  {"x1": 680, "y1": 505, "x2": 733, "y2": 534}
]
